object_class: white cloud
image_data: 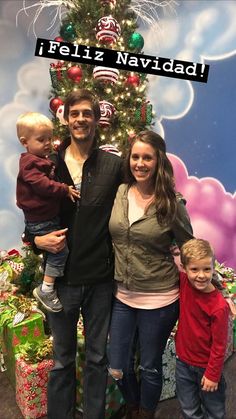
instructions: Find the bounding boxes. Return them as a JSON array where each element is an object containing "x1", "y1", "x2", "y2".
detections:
[
  {"x1": 143, "y1": 0, "x2": 236, "y2": 133},
  {"x1": 0, "y1": 210, "x2": 24, "y2": 252}
]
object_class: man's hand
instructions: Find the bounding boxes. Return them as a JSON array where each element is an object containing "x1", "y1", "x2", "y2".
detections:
[
  {"x1": 201, "y1": 375, "x2": 218, "y2": 392},
  {"x1": 34, "y1": 229, "x2": 68, "y2": 253}
]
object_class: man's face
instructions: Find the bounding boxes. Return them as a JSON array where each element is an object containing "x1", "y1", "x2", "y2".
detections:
[{"x1": 67, "y1": 100, "x2": 97, "y2": 144}]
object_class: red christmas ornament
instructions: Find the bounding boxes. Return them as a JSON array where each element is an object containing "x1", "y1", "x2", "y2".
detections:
[
  {"x1": 49, "y1": 97, "x2": 64, "y2": 113},
  {"x1": 99, "y1": 101, "x2": 115, "y2": 127},
  {"x1": 95, "y1": 16, "x2": 121, "y2": 44},
  {"x1": 93, "y1": 66, "x2": 119, "y2": 84},
  {"x1": 67, "y1": 66, "x2": 83, "y2": 82},
  {"x1": 126, "y1": 73, "x2": 140, "y2": 87},
  {"x1": 54, "y1": 36, "x2": 64, "y2": 42}
]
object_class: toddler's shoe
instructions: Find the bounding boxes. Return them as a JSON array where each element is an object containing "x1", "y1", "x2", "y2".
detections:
[{"x1": 33, "y1": 286, "x2": 63, "y2": 312}]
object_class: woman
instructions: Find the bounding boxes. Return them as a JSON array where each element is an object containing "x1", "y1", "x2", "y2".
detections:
[{"x1": 108, "y1": 130, "x2": 194, "y2": 419}]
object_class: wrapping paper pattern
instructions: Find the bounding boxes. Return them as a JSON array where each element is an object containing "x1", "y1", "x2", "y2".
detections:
[
  {"x1": 233, "y1": 319, "x2": 236, "y2": 351},
  {"x1": 1, "y1": 313, "x2": 44, "y2": 385},
  {"x1": 224, "y1": 316, "x2": 234, "y2": 361},
  {"x1": 16, "y1": 358, "x2": 54, "y2": 418},
  {"x1": 160, "y1": 337, "x2": 176, "y2": 401}
]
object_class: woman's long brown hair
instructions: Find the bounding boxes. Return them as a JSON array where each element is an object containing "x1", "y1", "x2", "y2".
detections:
[{"x1": 124, "y1": 130, "x2": 177, "y2": 226}]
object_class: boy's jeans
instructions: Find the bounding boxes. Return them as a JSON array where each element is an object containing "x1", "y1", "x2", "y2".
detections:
[
  {"x1": 176, "y1": 358, "x2": 226, "y2": 419},
  {"x1": 26, "y1": 217, "x2": 69, "y2": 278}
]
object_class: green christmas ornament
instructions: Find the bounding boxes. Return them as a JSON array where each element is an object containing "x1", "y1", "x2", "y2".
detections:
[
  {"x1": 128, "y1": 32, "x2": 144, "y2": 50},
  {"x1": 60, "y1": 22, "x2": 77, "y2": 42}
]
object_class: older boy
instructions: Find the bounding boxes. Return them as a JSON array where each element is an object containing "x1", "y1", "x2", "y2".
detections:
[{"x1": 175, "y1": 238, "x2": 229, "y2": 419}]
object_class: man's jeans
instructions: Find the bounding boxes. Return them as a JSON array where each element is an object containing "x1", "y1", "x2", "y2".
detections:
[
  {"x1": 108, "y1": 298, "x2": 179, "y2": 411},
  {"x1": 47, "y1": 281, "x2": 113, "y2": 419},
  {"x1": 176, "y1": 358, "x2": 226, "y2": 419}
]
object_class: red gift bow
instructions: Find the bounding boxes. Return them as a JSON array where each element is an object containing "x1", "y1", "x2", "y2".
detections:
[{"x1": 2, "y1": 249, "x2": 20, "y2": 260}]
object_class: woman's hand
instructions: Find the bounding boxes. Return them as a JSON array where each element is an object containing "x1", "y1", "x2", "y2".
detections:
[{"x1": 34, "y1": 228, "x2": 68, "y2": 253}]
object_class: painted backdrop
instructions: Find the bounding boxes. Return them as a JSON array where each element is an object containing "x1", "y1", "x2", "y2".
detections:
[{"x1": 0, "y1": 0, "x2": 235, "y2": 268}]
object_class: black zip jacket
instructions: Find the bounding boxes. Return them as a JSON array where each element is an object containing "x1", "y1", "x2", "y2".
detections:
[{"x1": 26, "y1": 139, "x2": 123, "y2": 286}]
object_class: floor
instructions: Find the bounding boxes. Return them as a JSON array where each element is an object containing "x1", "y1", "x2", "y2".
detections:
[{"x1": 0, "y1": 353, "x2": 236, "y2": 419}]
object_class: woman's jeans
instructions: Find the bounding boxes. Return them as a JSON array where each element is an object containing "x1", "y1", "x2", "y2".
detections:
[
  {"x1": 176, "y1": 358, "x2": 226, "y2": 419},
  {"x1": 47, "y1": 281, "x2": 114, "y2": 419},
  {"x1": 108, "y1": 298, "x2": 179, "y2": 411}
]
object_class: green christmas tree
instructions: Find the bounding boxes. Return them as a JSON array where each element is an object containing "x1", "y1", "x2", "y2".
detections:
[{"x1": 48, "y1": 0, "x2": 154, "y2": 153}]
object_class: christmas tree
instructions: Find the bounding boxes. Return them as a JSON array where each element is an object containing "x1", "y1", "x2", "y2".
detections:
[{"x1": 47, "y1": 0, "x2": 155, "y2": 154}]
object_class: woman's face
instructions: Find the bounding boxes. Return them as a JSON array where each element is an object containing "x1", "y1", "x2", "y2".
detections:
[{"x1": 130, "y1": 141, "x2": 157, "y2": 187}]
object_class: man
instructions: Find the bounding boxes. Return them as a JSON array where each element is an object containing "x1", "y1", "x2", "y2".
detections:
[{"x1": 32, "y1": 89, "x2": 123, "y2": 419}]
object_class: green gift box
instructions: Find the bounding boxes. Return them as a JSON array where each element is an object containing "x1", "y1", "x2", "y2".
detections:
[
  {"x1": 1, "y1": 313, "x2": 45, "y2": 386},
  {"x1": 226, "y1": 282, "x2": 236, "y2": 294}
]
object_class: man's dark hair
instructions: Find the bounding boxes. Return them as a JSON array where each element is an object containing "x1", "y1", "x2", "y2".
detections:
[{"x1": 64, "y1": 89, "x2": 101, "y2": 121}]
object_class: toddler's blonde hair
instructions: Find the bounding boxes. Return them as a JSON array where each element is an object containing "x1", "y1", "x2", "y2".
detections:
[{"x1": 16, "y1": 112, "x2": 53, "y2": 140}]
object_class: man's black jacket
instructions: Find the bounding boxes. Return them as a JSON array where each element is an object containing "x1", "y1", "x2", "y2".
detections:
[{"x1": 27, "y1": 140, "x2": 123, "y2": 286}]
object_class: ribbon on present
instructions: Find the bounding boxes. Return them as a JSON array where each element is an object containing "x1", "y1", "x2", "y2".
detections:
[
  {"x1": 0, "y1": 249, "x2": 20, "y2": 262},
  {"x1": 17, "y1": 338, "x2": 53, "y2": 364},
  {"x1": 0, "y1": 295, "x2": 38, "y2": 330}
]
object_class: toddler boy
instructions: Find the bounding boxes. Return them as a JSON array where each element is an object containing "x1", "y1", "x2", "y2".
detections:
[{"x1": 16, "y1": 112, "x2": 79, "y2": 312}]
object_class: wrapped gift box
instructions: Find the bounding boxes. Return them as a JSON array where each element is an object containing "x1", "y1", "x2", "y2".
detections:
[
  {"x1": 160, "y1": 337, "x2": 176, "y2": 401},
  {"x1": 16, "y1": 357, "x2": 54, "y2": 418},
  {"x1": 233, "y1": 319, "x2": 236, "y2": 351},
  {"x1": 1, "y1": 313, "x2": 45, "y2": 385},
  {"x1": 224, "y1": 281, "x2": 236, "y2": 295},
  {"x1": 76, "y1": 335, "x2": 124, "y2": 418},
  {"x1": 224, "y1": 316, "x2": 234, "y2": 361},
  {"x1": 49, "y1": 62, "x2": 67, "y2": 89}
]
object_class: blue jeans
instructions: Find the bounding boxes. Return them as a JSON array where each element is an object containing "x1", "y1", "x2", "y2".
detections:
[
  {"x1": 176, "y1": 358, "x2": 226, "y2": 419},
  {"x1": 108, "y1": 298, "x2": 179, "y2": 411},
  {"x1": 26, "y1": 217, "x2": 69, "y2": 277},
  {"x1": 47, "y1": 280, "x2": 114, "y2": 419}
]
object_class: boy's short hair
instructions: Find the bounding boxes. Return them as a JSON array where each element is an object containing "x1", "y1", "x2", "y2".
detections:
[
  {"x1": 180, "y1": 238, "x2": 215, "y2": 267},
  {"x1": 63, "y1": 89, "x2": 101, "y2": 121},
  {"x1": 16, "y1": 112, "x2": 53, "y2": 140}
]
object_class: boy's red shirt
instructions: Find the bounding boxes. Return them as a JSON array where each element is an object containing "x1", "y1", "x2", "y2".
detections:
[{"x1": 175, "y1": 271, "x2": 229, "y2": 382}]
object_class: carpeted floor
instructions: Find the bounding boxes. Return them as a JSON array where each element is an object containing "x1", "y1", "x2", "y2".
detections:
[{"x1": 1, "y1": 353, "x2": 236, "y2": 419}]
